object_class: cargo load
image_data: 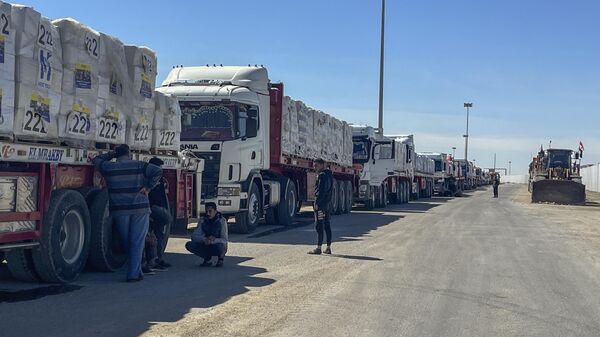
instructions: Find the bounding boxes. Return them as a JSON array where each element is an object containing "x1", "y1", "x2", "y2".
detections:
[
  {"x1": 281, "y1": 95, "x2": 352, "y2": 166},
  {"x1": 0, "y1": 1, "x2": 15, "y2": 136},
  {"x1": 13, "y1": 6, "x2": 62, "y2": 141},
  {"x1": 124, "y1": 45, "x2": 157, "y2": 150},
  {"x1": 53, "y1": 18, "x2": 101, "y2": 146},
  {"x1": 96, "y1": 33, "x2": 130, "y2": 144},
  {"x1": 152, "y1": 91, "x2": 181, "y2": 152}
]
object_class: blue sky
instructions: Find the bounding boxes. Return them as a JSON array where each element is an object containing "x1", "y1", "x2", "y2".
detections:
[{"x1": 21, "y1": 0, "x2": 600, "y2": 174}]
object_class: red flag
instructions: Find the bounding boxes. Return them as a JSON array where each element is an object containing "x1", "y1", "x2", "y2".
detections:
[{"x1": 579, "y1": 141, "x2": 585, "y2": 152}]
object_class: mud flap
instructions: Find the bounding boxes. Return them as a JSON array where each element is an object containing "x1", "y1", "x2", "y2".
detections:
[{"x1": 531, "y1": 180, "x2": 586, "y2": 205}]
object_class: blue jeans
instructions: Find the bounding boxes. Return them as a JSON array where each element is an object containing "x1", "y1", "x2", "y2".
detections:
[
  {"x1": 114, "y1": 213, "x2": 149, "y2": 280},
  {"x1": 185, "y1": 241, "x2": 226, "y2": 261}
]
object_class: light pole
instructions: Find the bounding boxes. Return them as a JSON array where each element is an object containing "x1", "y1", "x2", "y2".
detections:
[
  {"x1": 377, "y1": 0, "x2": 385, "y2": 134},
  {"x1": 452, "y1": 146, "x2": 456, "y2": 158},
  {"x1": 463, "y1": 102, "x2": 472, "y2": 161},
  {"x1": 508, "y1": 161, "x2": 512, "y2": 175}
]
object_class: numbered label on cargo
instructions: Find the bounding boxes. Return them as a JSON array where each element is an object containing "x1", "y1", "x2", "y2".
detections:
[
  {"x1": 97, "y1": 117, "x2": 120, "y2": 141},
  {"x1": 84, "y1": 33, "x2": 99, "y2": 59},
  {"x1": 37, "y1": 23, "x2": 53, "y2": 47},
  {"x1": 134, "y1": 123, "x2": 150, "y2": 142},
  {"x1": 22, "y1": 94, "x2": 51, "y2": 135},
  {"x1": 67, "y1": 104, "x2": 91, "y2": 136},
  {"x1": 158, "y1": 131, "x2": 176, "y2": 147}
]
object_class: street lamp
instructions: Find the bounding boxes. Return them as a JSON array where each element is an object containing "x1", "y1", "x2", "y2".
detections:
[
  {"x1": 452, "y1": 146, "x2": 456, "y2": 158},
  {"x1": 508, "y1": 161, "x2": 512, "y2": 175},
  {"x1": 463, "y1": 102, "x2": 472, "y2": 162},
  {"x1": 377, "y1": 0, "x2": 385, "y2": 134}
]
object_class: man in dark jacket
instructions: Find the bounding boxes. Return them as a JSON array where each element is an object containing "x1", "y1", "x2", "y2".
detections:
[
  {"x1": 93, "y1": 144, "x2": 162, "y2": 282},
  {"x1": 186, "y1": 202, "x2": 228, "y2": 267},
  {"x1": 493, "y1": 176, "x2": 500, "y2": 198},
  {"x1": 309, "y1": 158, "x2": 334, "y2": 255},
  {"x1": 145, "y1": 157, "x2": 172, "y2": 271}
]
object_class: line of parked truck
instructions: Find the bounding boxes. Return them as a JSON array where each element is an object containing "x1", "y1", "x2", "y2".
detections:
[{"x1": 0, "y1": 2, "x2": 493, "y2": 283}]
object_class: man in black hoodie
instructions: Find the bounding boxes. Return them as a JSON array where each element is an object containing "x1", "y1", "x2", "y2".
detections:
[{"x1": 309, "y1": 159, "x2": 334, "y2": 255}]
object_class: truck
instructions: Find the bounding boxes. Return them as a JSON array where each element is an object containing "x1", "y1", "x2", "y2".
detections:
[
  {"x1": 390, "y1": 135, "x2": 435, "y2": 200},
  {"x1": 157, "y1": 66, "x2": 357, "y2": 233},
  {"x1": 528, "y1": 148, "x2": 585, "y2": 204},
  {"x1": 352, "y1": 126, "x2": 410, "y2": 209},
  {"x1": 455, "y1": 159, "x2": 475, "y2": 190},
  {"x1": 421, "y1": 152, "x2": 463, "y2": 196}
]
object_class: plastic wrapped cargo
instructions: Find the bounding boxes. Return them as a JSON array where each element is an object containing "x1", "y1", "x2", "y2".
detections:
[
  {"x1": 124, "y1": 45, "x2": 156, "y2": 108},
  {"x1": 11, "y1": 7, "x2": 62, "y2": 141},
  {"x1": 53, "y1": 18, "x2": 101, "y2": 146},
  {"x1": 125, "y1": 107, "x2": 153, "y2": 151},
  {"x1": 0, "y1": 1, "x2": 15, "y2": 136},
  {"x1": 341, "y1": 121, "x2": 353, "y2": 166},
  {"x1": 95, "y1": 33, "x2": 130, "y2": 144},
  {"x1": 152, "y1": 91, "x2": 181, "y2": 151},
  {"x1": 296, "y1": 101, "x2": 313, "y2": 158}
]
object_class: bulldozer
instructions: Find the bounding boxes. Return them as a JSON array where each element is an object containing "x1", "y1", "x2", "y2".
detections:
[{"x1": 528, "y1": 148, "x2": 586, "y2": 204}]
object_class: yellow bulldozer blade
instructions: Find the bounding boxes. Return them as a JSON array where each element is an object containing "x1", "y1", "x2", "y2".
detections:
[{"x1": 531, "y1": 180, "x2": 586, "y2": 205}]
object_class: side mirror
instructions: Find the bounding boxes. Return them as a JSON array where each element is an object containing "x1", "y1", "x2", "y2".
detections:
[
  {"x1": 248, "y1": 108, "x2": 258, "y2": 118},
  {"x1": 246, "y1": 118, "x2": 258, "y2": 138}
]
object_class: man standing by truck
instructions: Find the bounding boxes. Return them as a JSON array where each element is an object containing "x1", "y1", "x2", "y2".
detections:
[
  {"x1": 309, "y1": 159, "x2": 334, "y2": 255},
  {"x1": 493, "y1": 176, "x2": 500, "y2": 198},
  {"x1": 93, "y1": 144, "x2": 162, "y2": 282}
]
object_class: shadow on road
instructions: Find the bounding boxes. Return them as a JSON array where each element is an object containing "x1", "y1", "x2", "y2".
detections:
[
  {"x1": 0, "y1": 253, "x2": 274, "y2": 337},
  {"x1": 325, "y1": 254, "x2": 383, "y2": 261}
]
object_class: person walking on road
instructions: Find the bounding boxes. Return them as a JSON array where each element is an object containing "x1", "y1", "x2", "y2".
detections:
[
  {"x1": 93, "y1": 144, "x2": 162, "y2": 282},
  {"x1": 186, "y1": 202, "x2": 228, "y2": 267},
  {"x1": 309, "y1": 159, "x2": 334, "y2": 255},
  {"x1": 493, "y1": 176, "x2": 500, "y2": 198}
]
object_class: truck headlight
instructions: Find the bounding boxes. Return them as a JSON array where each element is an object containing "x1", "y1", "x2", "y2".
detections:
[
  {"x1": 218, "y1": 187, "x2": 241, "y2": 196},
  {"x1": 359, "y1": 184, "x2": 368, "y2": 193}
]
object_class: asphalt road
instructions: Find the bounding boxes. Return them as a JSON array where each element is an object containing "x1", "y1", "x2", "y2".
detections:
[{"x1": 1, "y1": 184, "x2": 600, "y2": 337}]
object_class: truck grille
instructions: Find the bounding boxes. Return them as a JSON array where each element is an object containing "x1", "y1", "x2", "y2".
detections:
[{"x1": 194, "y1": 152, "x2": 221, "y2": 199}]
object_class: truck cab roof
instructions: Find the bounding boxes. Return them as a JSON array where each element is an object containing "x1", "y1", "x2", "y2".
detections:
[{"x1": 161, "y1": 65, "x2": 270, "y2": 95}]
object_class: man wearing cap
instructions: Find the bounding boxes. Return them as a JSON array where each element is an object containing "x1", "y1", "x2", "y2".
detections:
[{"x1": 93, "y1": 144, "x2": 162, "y2": 282}]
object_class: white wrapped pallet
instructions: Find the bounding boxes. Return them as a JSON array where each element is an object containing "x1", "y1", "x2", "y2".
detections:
[
  {"x1": 124, "y1": 45, "x2": 156, "y2": 108},
  {"x1": 125, "y1": 107, "x2": 153, "y2": 151},
  {"x1": 53, "y1": 18, "x2": 101, "y2": 145},
  {"x1": 281, "y1": 95, "x2": 295, "y2": 156},
  {"x1": 96, "y1": 33, "x2": 130, "y2": 144},
  {"x1": 152, "y1": 91, "x2": 181, "y2": 151},
  {"x1": 13, "y1": 7, "x2": 62, "y2": 140},
  {"x1": 342, "y1": 122, "x2": 353, "y2": 166},
  {"x1": 296, "y1": 100, "x2": 313, "y2": 158},
  {"x1": 0, "y1": 1, "x2": 15, "y2": 136}
]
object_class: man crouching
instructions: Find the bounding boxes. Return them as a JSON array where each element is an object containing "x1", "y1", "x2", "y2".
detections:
[{"x1": 186, "y1": 202, "x2": 228, "y2": 267}]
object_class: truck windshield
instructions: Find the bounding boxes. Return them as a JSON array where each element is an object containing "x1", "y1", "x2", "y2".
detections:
[
  {"x1": 547, "y1": 150, "x2": 571, "y2": 168},
  {"x1": 180, "y1": 101, "x2": 258, "y2": 141},
  {"x1": 434, "y1": 160, "x2": 442, "y2": 171},
  {"x1": 353, "y1": 140, "x2": 371, "y2": 163}
]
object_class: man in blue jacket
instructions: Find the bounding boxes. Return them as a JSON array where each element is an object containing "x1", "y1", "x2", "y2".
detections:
[
  {"x1": 309, "y1": 159, "x2": 334, "y2": 255},
  {"x1": 186, "y1": 202, "x2": 228, "y2": 267},
  {"x1": 93, "y1": 144, "x2": 162, "y2": 282}
]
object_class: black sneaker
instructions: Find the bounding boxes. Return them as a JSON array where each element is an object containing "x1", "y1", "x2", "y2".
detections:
[
  {"x1": 215, "y1": 259, "x2": 224, "y2": 267},
  {"x1": 126, "y1": 276, "x2": 143, "y2": 283},
  {"x1": 200, "y1": 260, "x2": 212, "y2": 267},
  {"x1": 153, "y1": 264, "x2": 169, "y2": 272},
  {"x1": 157, "y1": 260, "x2": 171, "y2": 268},
  {"x1": 142, "y1": 266, "x2": 156, "y2": 275},
  {"x1": 308, "y1": 248, "x2": 322, "y2": 255}
]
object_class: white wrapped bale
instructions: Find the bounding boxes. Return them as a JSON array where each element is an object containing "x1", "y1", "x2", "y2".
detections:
[
  {"x1": 0, "y1": 2, "x2": 15, "y2": 136},
  {"x1": 342, "y1": 121, "x2": 353, "y2": 166},
  {"x1": 125, "y1": 107, "x2": 153, "y2": 151},
  {"x1": 281, "y1": 96, "x2": 294, "y2": 156},
  {"x1": 95, "y1": 33, "x2": 130, "y2": 144},
  {"x1": 296, "y1": 100, "x2": 313, "y2": 158},
  {"x1": 124, "y1": 45, "x2": 156, "y2": 108},
  {"x1": 13, "y1": 8, "x2": 62, "y2": 140},
  {"x1": 53, "y1": 18, "x2": 102, "y2": 145},
  {"x1": 152, "y1": 91, "x2": 181, "y2": 151}
]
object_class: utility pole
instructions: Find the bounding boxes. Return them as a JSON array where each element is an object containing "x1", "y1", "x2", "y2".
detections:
[
  {"x1": 377, "y1": 0, "x2": 385, "y2": 134},
  {"x1": 493, "y1": 153, "x2": 497, "y2": 171},
  {"x1": 509, "y1": 161, "x2": 512, "y2": 175},
  {"x1": 452, "y1": 146, "x2": 456, "y2": 158},
  {"x1": 463, "y1": 103, "x2": 472, "y2": 161}
]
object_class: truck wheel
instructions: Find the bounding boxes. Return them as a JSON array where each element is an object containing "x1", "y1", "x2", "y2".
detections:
[
  {"x1": 32, "y1": 189, "x2": 91, "y2": 283},
  {"x1": 277, "y1": 179, "x2": 297, "y2": 226},
  {"x1": 88, "y1": 190, "x2": 126, "y2": 272},
  {"x1": 6, "y1": 249, "x2": 40, "y2": 282},
  {"x1": 233, "y1": 182, "x2": 261, "y2": 233},
  {"x1": 336, "y1": 181, "x2": 345, "y2": 215},
  {"x1": 365, "y1": 187, "x2": 375, "y2": 210},
  {"x1": 344, "y1": 181, "x2": 353, "y2": 213},
  {"x1": 381, "y1": 185, "x2": 388, "y2": 208},
  {"x1": 76, "y1": 187, "x2": 101, "y2": 208},
  {"x1": 330, "y1": 179, "x2": 339, "y2": 215}
]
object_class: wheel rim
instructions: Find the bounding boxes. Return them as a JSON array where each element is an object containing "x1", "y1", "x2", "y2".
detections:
[
  {"x1": 60, "y1": 209, "x2": 85, "y2": 264},
  {"x1": 287, "y1": 187, "x2": 296, "y2": 218},
  {"x1": 248, "y1": 192, "x2": 259, "y2": 224}
]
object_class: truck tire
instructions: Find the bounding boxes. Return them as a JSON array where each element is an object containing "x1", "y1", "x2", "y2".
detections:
[
  {"x1": 76, "y1": 187, "x2": 101, "y2": 208},
  {"x1": 336, "y1": 181, "x2": 345, "y2": 215},
  {"x1": 232, "y1": 182, "x2": 261, "y2": 234},
  {"x1": 278, "y1": 178, "x2": 297, "y2": 226},
  {"x1": 88, "y1": 190, "x2": 127, "y2": 272},
  {"x1": 344, "y1": 181, "x2": 353, "y2": 213},
  {"x1": 32, "y1": 189, "x2": 91, "y2": 283},
  {"x1": 365, "y1": 186, "x2": 375, "y2": 210},
  {"x1": 330, "y1": 179, "x2": 339, "y2": 215},
  {"x1": 6, "y1": 249, "x2": 39, "y2": 282},
  {"x1": 380, "y1": 185, "x2": 388, "y2": 208}
]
